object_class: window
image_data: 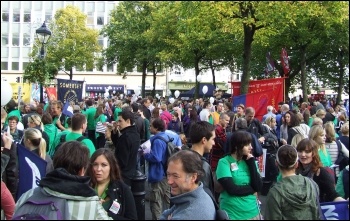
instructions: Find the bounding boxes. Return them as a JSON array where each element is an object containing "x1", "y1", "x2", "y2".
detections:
[
  {"x1": 45, "y1": 13, "x2": 52, "y2": 22},
  {"x1": 75, "y1": 2, "x2": 84, "y2": 11},
  {"x1": 12, "y1": 2, "x2": 20, "y2": 10},
  {"x1": 65, "y1": 1, "x2": 74, "y2": 6},
  {"x1": 2, "y1": 13, "x2": 9, "y2": 22},
  {"x1": 22, "y1": 47, "x2": 31, "y2": 58},
  {"x1": 1, "y1": 1, "x2": 9, "y2": 10},
  {"x1": 1, "y1": 35, "x2": 8, "y2": 46},
  {"x1": 98, "y1": 36, "x2": 104, "y2": 47},
  {"x1": 54, "y1": 2, "x2": 64, "y2": 10},
  {"x1": 87, "y1": 12, "x2": 94, "y2": 25},
  {"x1": 1, "y1": 62, "x2": 8, "y2": 70},
  {"x1": 97, "y1": 16, "x2": 104, "y2": 25},
  {"x1": 24, "y1": 13, "x2": 31, "y2": 22},
  {"x1": 1, "y1": 48, "x2": 8, "y2": 58},
  {"x1": 23, "y1": 62, "x2": 29, "y2": 70},
  {"x1": 23, "y1": 33, "x2": 30, "y2": 46},
  {"x1": 12, "y1": 34, "x2": 20, "y2": 46},
  {"x1": 33, "y1": 2, "x2": 42, "y2": 10},
  {"x1": 107, "y1": 64, "x2": 114, "y2": 72},
  {"x1": 45, "y1": 2, "x2": 53, "y2": 10},
  {"x1": 13, "y1": 13, "x2": 20, "y2": 22},
  {"x1": 12, "y1": 62, "x2": 19, "y2": 71},
  {"x1": 12, "y1": 48, "x2": 20, "y2": 58},
  {"x1": 96, "y1": 2, "x2": 105, "y2": 12},
  {"x1": 87, "y1": 2, "x2": 95, "y2": 12},
  {"x1": 23, "y1": 2, "x2": 32, "y2": 10}
]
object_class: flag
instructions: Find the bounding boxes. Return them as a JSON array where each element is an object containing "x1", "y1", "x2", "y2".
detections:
[
  {"x1": 16, "y1": 143, "x2": 47, "y2": 201},
  {"x1": 264, "y1": 52, "x2": 275, "y2": 75},
  {"x1": 280, "y1": 48, "x2": 290, "y2": 77},
  {"x1": 62, "y1": 101, "x2": 74, "y2": 117},
  {"x1": 231, "y1": 78, "x2": 285, "y2": 118},
  {"x1": 232, "y1": 89, "x2": 275, "y2": 121},
  {"x1": 321, "y1": 201, "x2": 349, "y2": 220}
]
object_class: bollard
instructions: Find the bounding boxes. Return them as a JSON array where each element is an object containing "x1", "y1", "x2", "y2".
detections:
[{"x1": 131, "y1": 169, "x2": 147, "y2": 220}]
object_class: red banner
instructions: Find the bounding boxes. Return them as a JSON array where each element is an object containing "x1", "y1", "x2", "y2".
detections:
[
  {"x1": 44, "y1": 87, "x2": 57, "y2": 102},
  {"x1": 230, "y1": 78, "x2": 285, "y2": 120}
]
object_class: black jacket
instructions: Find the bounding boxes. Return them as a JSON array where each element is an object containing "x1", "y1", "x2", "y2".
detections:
[
  {"x1": 1, "y1": 139, "x2": 18, "y2": 200},
  {"x1": 104, "y1": 180, "x2": 138, "y2": 220},
  {"x1": 112, "y1": 125, "x2": 141, "y2": 184}
]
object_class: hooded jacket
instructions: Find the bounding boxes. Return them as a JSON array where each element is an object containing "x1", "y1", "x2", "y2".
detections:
[
  {"x1": 264, "y1": 174, "x2": 319, "y2": 220},
  {"x1": 15, "y1": 168, "x2": 111, "y2": 220}
]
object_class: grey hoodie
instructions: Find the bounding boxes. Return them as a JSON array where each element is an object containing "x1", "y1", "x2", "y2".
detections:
[{"x1": 264, "y1": 174, "x2": 319, "y2": 220}]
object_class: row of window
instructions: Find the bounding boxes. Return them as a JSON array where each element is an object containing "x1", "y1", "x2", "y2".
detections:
[
  {"x1": 1, "y1": 61, "x2": 115, "y2": 72},
  {"x1": 1, "y1": 1, "x2": 116, "y2": 13},
  {"x1": 2, "y1": 12, "x2": 106, "y2": 25}
]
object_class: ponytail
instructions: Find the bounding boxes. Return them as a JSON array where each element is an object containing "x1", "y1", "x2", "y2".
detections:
[{"x1": 38, "y1": 137, "x2": 46, "y2": 160}]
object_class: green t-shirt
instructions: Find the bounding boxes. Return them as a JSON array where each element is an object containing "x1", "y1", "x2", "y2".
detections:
[
  {"x1": 318, "y1": 148, "x2": 332, "y2": 167},
  {"x1": 84, "y1": 107, "x2": 97, "y2": 130},
  {"x1": 113, "y1": 107, "x2": 122, "y2": 121},
  {"x1": 65, "y1": 132, "x2": 96, "y2": 157},
  {"x1": 216, "y1": 155, "x2": 259, "y2": 220}
]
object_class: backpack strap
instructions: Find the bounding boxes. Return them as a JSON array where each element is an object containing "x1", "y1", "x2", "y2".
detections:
[
  {"x1": 335, "y1": 140, "x2": 342, "y2": 152},
  {"x1": 76, "y1": 136, "x2": 87, "y2": 142},
  {"x1": 60, "y1": 134, "x2": 67, "y2": 142}
]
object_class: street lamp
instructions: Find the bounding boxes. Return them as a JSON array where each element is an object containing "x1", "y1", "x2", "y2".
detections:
[{"x1": 36, "y1": 21, "x2": 52, "y2": 103}]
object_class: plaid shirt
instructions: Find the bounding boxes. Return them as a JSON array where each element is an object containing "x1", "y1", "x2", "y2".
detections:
[{"x1": 209, "y1": 124, "x2": 227, "y2": 171}]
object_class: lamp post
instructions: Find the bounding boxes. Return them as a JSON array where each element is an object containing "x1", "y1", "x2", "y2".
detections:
[{"x1": 35, "y1": 21, "x2": 52, "y2": 104}]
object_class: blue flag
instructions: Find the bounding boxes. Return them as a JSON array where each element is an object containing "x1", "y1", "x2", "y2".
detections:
[
  {"x1": 16, "y1": 143, "x2": 47, "y2": 201},
  {"x1": 62, "y1": 101, "x2": 74, "y2": 117},
  {"x1": 321, "y1": 201, "x2": 349, "y2": 220}
]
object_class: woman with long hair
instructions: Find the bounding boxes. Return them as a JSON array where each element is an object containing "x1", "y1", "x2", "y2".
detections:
[
  {"x1": 26, "y1": 114, "x2": 50, "y2": 152},
  {"x1": 296, "y1": 138, "x2": 345, "y2": 202},
  {"x1": 183, "y1": 108, "x2": 200, "y2": 141},
  {"x1": 265, "y1": 145, "x2": 319, "y2": 220},
  {"x1": 23, "y1": 128, "x2": 54, "y2": 174},
  {"x1": 167, "y1": 112, "x2": 184, "y2": 134},
  {"x1": 309, "y1": 125, "x2": 332, "y2": 167},
  {"x1": 94, "y1": 104, "x2": 107, "y2": 149},
  {"x1": 215, "y1": 130, "x2": 262, "y2": 220},
  {"x1": 86, "y1": 148, "x2": 137, "y2": 220}
]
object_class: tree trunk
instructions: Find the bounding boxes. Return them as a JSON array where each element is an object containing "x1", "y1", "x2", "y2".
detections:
[
  {"x1": 152, "y1": 64, "x2": 156, "y2": 98},
  {"x1": 336, "y1": 49, "x2": 344, "y2": 105},
  {"x1": 141, "y1": 61, "x2": 147, "y2": 98},
  {"x1": 300, "y1": 46, "x2": 308, "y2": 103},
  {"x1": 194, "y1": 55, "x2": 201, "y2": 99},
  {"x1": 240, "y1": 24, "x2": 254, "y2": 95},
  {"x1": 209, "y1": 60, "x2": 216, "y2": 88}
]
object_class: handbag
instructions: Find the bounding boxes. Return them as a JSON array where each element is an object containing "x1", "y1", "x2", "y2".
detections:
[{"x1": 96, "y1": 121, "x2": 106, "y2": 134}]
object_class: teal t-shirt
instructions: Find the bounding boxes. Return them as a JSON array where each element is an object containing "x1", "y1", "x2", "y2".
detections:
[
  {"x1": 113, "y1": 107, "x2": 122, "y2": 121},
  {"x1": 65, "y1": 132, "x2": 96, "y2": 157},
  {"x1": 318, "y1": 148, "x2": 332, "y2": 167},
  {"x1": 216, "y1": 155, "x2": 259, "y2": 220}
]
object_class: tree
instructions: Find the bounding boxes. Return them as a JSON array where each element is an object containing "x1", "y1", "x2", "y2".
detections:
[
  {"x1": 45, "y1": 5, "x2": 100, "y2": 80},
  {"x1": 101, "y1": 1, "x2": 160, "y2": 98}
]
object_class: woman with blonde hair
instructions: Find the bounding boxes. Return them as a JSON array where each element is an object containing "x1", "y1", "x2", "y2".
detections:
[
  {"x1": 338, "y1": 122, "x2": 349, "y2": 150},
  {"x1": 26, "y1": 114, "x2": 50, "y2": 152},
  {"x1": 311, "y1": 117, "x2": 323, "y2": 127},
  {"x1": 23, "y1": 128, "x2": 54, "y2": 174},
  {"x1": 324, "y1": 121, "x2": 349, "y2": 174},
  {"x1": 309, "y1": 125, "x2": 332, "y2": 167}
]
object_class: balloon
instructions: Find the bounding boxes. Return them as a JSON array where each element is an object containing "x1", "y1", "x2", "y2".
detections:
[
  {"x1": 174, "y1": 90, "x2": 180, "y2": 98},
  {"x1": 169, "y1": 97, "x2": 175, "y2": 104},
  {"x1": 156, "y1": 93, "x2": 159, "y2": 99},
  {"x1": 202, "y1": 85, "x2": 208, "y2": 95},
  {"x1": 135, "y1": 89, "x2": 140, "y2": 96},
  {"x1": 104, "y1": 92, "x2": 109, "y2": 98},
  {"x1": 119, "y1": 94, "x2": 124, "y2": 99},
  {"x1": 209, "y1": 97, "x2": 215, "y2": 104},
  {"x1": 112, "y1": 90, "x2": 116, "y2": 94},
  {"x1": 1, "y1": 78, "x2": 13, "y2": 106}
]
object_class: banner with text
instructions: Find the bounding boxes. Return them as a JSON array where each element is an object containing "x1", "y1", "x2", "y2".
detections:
[
  {"x1": 231, "y1": 78, "x2": 284, "y2": 115},
  {"x1": 57, "y1": 79, "x2": 84, "y2": 103},
  {"x1": 10, "y1": 83, "x2": 31, "y2": 104}
]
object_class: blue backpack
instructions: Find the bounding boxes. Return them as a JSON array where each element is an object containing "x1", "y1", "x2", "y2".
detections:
[{"x1": 12, "y1": 187, "x2": 70, "y2": 220}]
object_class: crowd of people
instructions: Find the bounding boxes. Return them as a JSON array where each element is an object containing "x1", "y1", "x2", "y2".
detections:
[{"x1": 1, "y1": 93, "x2": 349, "y2": 220}]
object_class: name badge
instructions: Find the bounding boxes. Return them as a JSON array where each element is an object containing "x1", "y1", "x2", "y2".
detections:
[
  {"x1": 109, "y1": 200, "x2": 120, "y2": 214},
  {"x1": 230, "y1": 163, "x2": 238, "y2": 171}
]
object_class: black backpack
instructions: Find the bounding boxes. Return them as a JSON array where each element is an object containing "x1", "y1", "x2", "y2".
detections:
[
  {"x1": 335, "y1": 140, "x2": 349, "y2": 171},
  {"x1": 151, "y1": 135, "x2": 180, "y2": 172},
  {"x1": 52, "y1": 134, "x2": 88, "y2": 157}
]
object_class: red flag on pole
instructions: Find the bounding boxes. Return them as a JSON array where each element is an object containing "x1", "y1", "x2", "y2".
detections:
[{"x1": 281, "y1": 48, "x2": 290, "y2": 77}]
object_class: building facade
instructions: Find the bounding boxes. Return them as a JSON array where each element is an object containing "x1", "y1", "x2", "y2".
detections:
[{"x1": 1, "y1": 1, "x2": 233, "y2": 99}]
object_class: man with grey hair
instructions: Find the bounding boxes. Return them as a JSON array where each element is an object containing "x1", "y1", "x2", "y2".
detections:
[
  {"x1": 22, "y1": 102, "x2": 38, "y2": 129},
  {"x1": 262, "y1": 105, "x2": 276, "y2": 123}
]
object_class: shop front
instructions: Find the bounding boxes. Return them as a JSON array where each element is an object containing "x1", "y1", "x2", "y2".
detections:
[{"x1": 168, "y1": 81, "x2": 228, "y2": 97}]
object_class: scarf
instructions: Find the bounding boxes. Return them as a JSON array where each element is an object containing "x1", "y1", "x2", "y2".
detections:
[{"x1": 297, "y1": 163, "x2": 314, "y2": 178}]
